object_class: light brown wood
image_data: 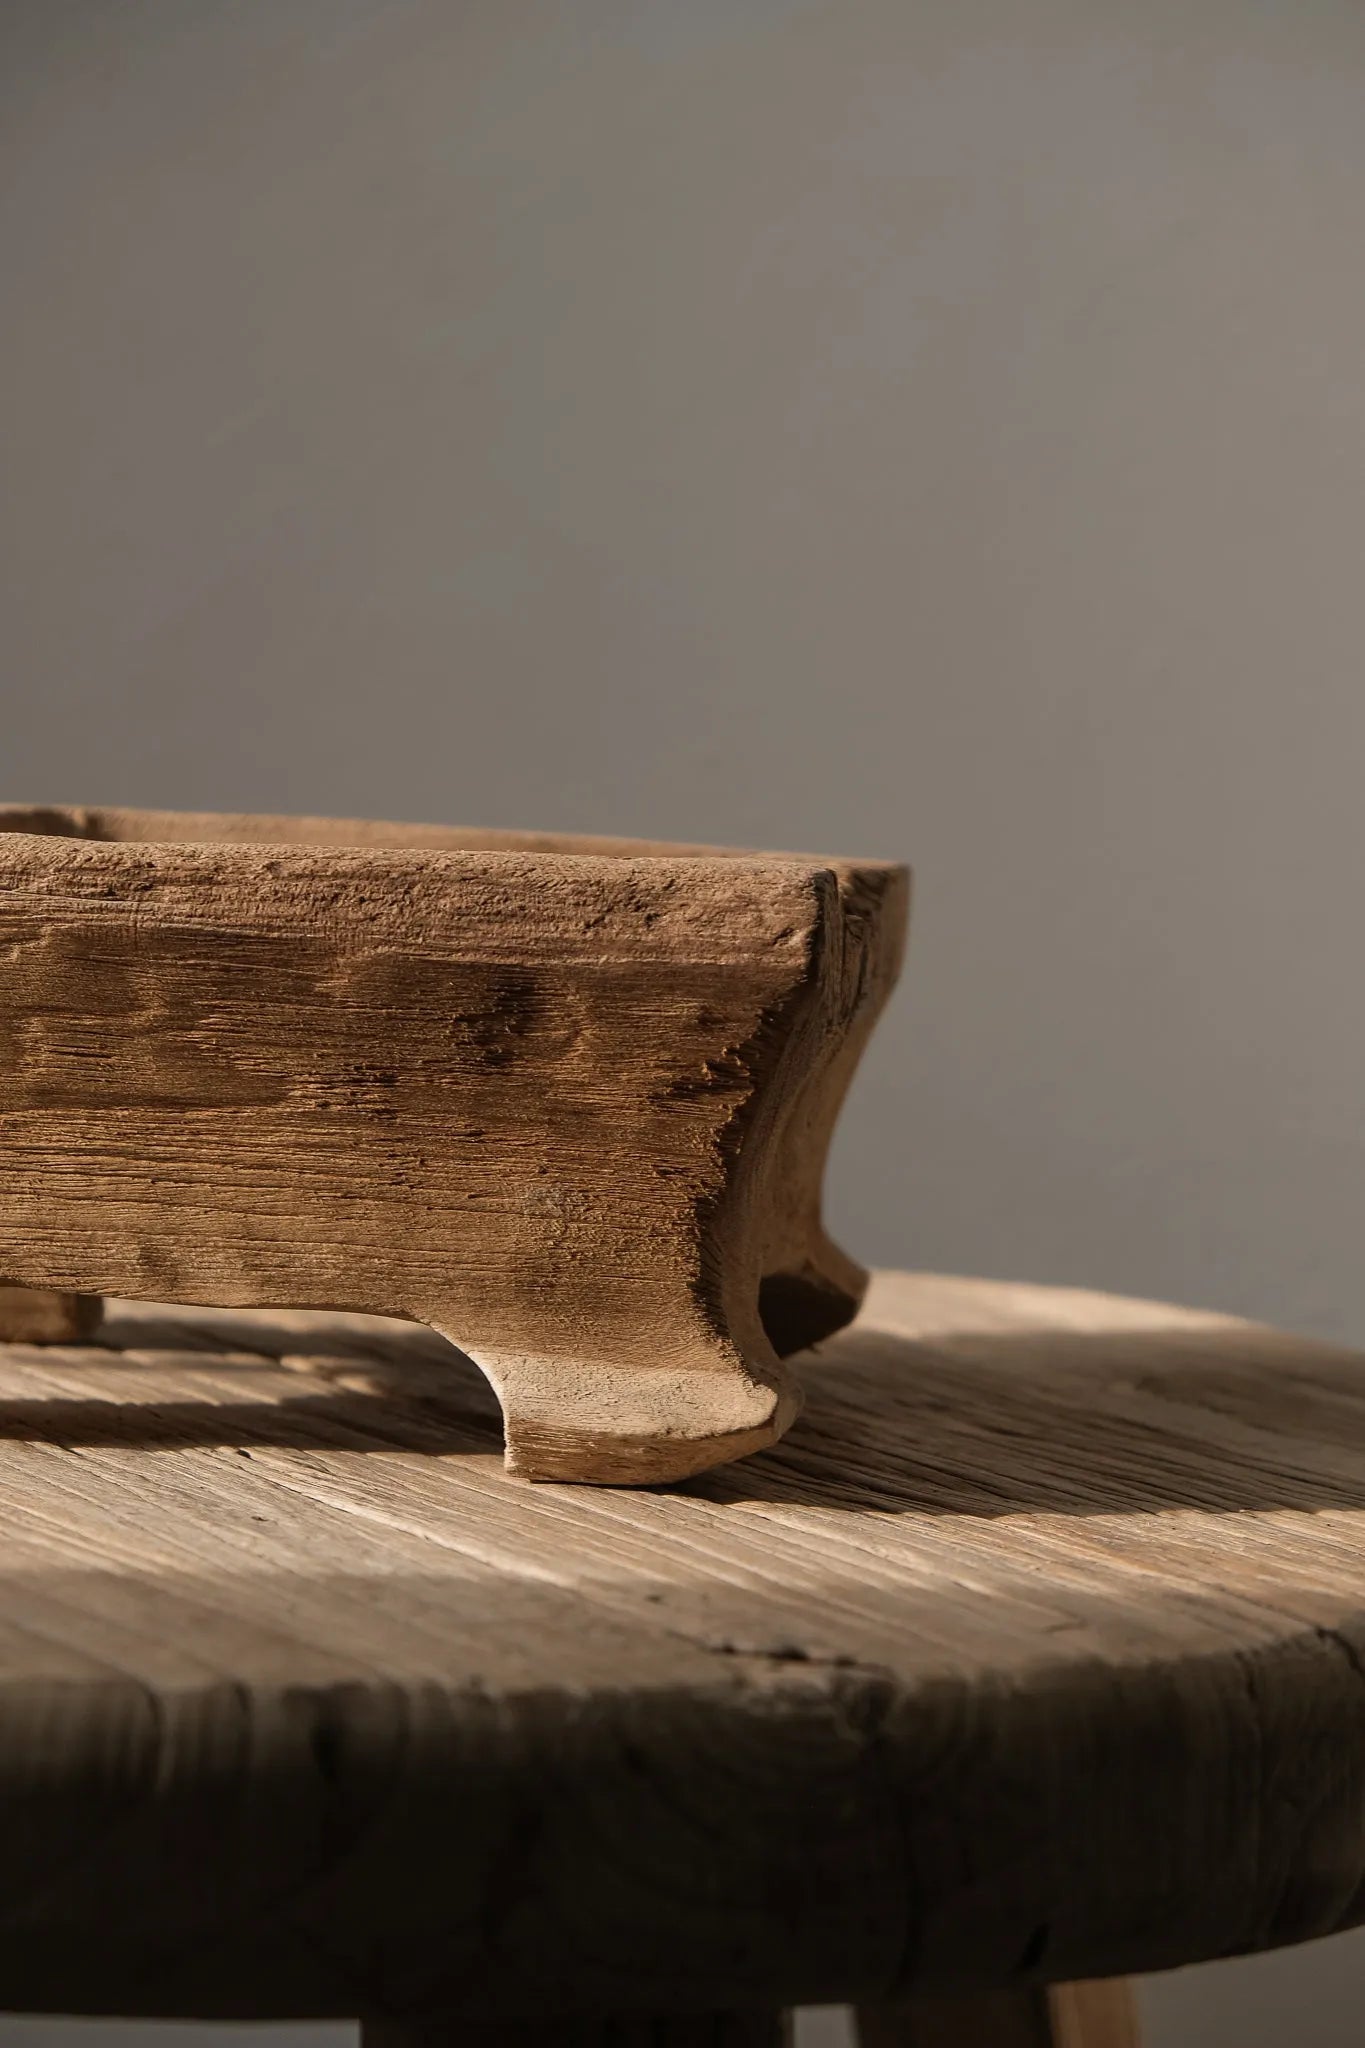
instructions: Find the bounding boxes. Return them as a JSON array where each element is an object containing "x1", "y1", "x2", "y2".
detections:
[
  {"x1": 0, "y1": 804, "x2": 906, "y2": 1484},
  {"x1": 3, "y1": 1271, "x2": 1365, "y2": 2020},
  {"x1": 856, "y1": 1979, "x2": 1140, "y2": 2047},
  {"x1": 1046, "y1": 1981, "x2": 1141, "y2": 2048}
]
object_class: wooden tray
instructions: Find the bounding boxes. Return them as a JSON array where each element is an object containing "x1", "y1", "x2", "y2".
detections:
[{"x1": 0, "y1": 807, "x2": 907, "y2": 1483}]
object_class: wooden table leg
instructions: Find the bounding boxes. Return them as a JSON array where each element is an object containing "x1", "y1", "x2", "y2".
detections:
[
  {"x1": 363, "y1": 2014, "x2": 792, "y2": 2045},
  {"x1": 854, "y1": 1978, "x2": 1140, "y2": 2048}
]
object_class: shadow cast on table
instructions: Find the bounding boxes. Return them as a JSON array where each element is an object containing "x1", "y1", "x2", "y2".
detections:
[
  {"x1": 693, "y1": 1315, "x2": 1365, "y2": 1517},
  {"x1": 2, "y1": 1302, "x2": 1365, "y2": 1518}
]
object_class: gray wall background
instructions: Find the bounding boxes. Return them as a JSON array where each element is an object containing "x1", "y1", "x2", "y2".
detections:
[{"x1": 6, "y1": 2, "x2": 1365, "y2": 2042}]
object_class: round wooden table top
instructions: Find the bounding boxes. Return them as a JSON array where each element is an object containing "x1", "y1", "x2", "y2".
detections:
[{"x1": 4, "y1": 1270, "x2": 1365, "y2": 2026}]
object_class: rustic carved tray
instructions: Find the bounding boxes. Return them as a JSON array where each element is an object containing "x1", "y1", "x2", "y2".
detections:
[{"x1": 0, "y1": 807, "x2": 907, "y2": 1484}]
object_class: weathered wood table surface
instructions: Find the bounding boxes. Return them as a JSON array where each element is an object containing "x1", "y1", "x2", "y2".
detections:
[{"x1": 4, "y1": 1269, "x2": 1365, "y2": 2046}]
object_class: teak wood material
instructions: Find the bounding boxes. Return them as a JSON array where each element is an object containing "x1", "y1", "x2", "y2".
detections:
[
  {"x1": 0, "y1": 804, "x2": 907, "y2": 1484},
  {"x1": 3, "y1": 1272, "x2": 1365, "y2": 2026}
]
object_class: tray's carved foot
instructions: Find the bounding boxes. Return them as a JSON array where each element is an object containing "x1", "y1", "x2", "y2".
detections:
[
  {"x1": 0, "y1": 1288, "x2": 103, "y2": 1344},
  {"x1": 451, "y1": 1318, "x2": 801, "y2": 1487},
  {"x1": 757, "y1": 863, "x2": 911, "y2": 1363}
]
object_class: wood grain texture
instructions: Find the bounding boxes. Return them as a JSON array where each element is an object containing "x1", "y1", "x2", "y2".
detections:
[
  {"x1": 855, "y1": 1980, "x2": 1140, "y2": 2047},
  {"x1": 0, "y1": 806, "x2": 906, "y2": 1483},
  {"x1": 3, "y1": 1272, "x2": 1365, "y2": 2021}
]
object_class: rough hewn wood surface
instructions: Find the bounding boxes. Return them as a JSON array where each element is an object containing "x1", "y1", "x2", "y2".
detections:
[
  {"x1": 2, "y1": 1270, "x2": 1365, "y2": 2022},
  {"x1": 0, "y1": 806, "x2": 906, "y2": 1483}
]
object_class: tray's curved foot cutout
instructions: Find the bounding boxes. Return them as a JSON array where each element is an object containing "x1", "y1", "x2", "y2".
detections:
[
  {"x1": 759, "y1": 1233, "x2": 869, "y2": 1359},
  {"x1": 434, "y1": 1329, "x2": 802, "y2": 1486}
]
